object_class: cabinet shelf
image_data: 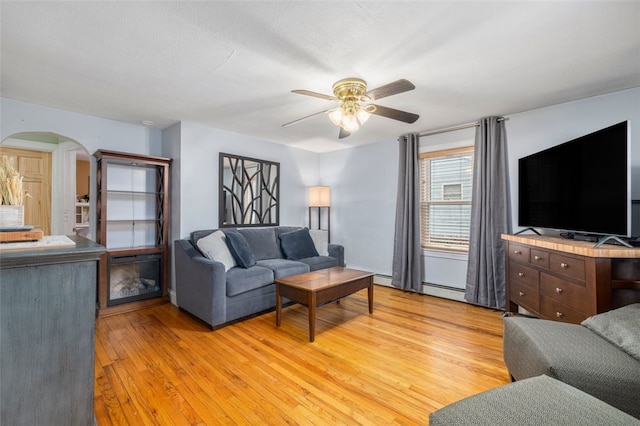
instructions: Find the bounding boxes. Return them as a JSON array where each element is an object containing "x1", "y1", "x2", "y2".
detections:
[
  {"x1": 106, "y1": 190, "x2": 163, "y2": 195},
  {"x1": 105, "y1": 219, "x2": 163, "y2": 223},
  {"x1": 611, "y1": 280, "x2": 640, "y2": 290},
  {"x1": 94, "y1": 149, "x2": 172, "y2": 317}
]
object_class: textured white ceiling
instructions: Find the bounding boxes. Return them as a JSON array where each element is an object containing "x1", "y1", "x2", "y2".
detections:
[{"x1": 2, "y1": 1, "x2": 639, "y2": 152}]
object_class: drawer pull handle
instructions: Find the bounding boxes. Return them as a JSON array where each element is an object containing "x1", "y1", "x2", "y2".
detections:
[
  {"x1": 514, "y1": 250, "x2": 521, "y2": 254},
  {"x1": 518, "y1": 272, "x2": 525, "y2": 277},
  {"x1": 556, "y1": 312, "x2": 564, "y2": 318},
  {"x1": 519, "y1": 291, "x2": 525, "y2": 297},
  {"x1": 534, "y1": 255, "x2": 541, "y2": 260},
  {"x1": 560, "y1": 262, "x2": 568, "y2": 269},
  {"x1": 556, "y1": 287, "x2": 563, "y2": 294}
]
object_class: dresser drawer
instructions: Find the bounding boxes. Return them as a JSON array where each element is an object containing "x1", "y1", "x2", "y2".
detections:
[
  {"x1": 508, "y1": 243, "x2": 530, "y2": 263},
  {"x1": 540, "y1": 295, "x2": 589, "y2": 324},
  {"x1": 550, "y1": 253, "x2": 585, "y2": 281},
  {"x1": 510, "y1": 281, "x2": 539, "y2": 313},
  {"x1": 509, "y1": 262, "x2": 539, "y2": 289},
  {"x1": 530, "y1": 249, "x2": 550, "y2": 269},
  {"x1": 540, "y1": 272, "x2": 588, "y2": 313}
]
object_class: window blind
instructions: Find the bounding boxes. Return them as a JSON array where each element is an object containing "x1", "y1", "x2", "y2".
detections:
[{"x1": 420, "y1": 148, "x2": 474, "y2": 250}]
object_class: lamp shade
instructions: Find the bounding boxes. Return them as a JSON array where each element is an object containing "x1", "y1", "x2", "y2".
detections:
[{"x1": 309, "y1": 186, "x2": 330, "y2": 207}]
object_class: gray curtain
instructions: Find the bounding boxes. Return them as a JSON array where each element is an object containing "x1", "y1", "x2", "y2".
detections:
[
  {"x1": 392, "y1": 133, "x2": 422, "y2": 291},
  {"x1": 465, "y1": 117, "x2": 511, "y2": 309}
]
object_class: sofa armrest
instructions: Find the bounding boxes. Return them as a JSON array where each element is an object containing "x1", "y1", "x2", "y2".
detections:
[
  {"x1": 503, "y1": 316, "x2": 640, "y2": 418},
  {"x1": 174, "y1": 239, "x2": 227, "y2": 328},
  {"x1": 328, "y1": 243, "x2": 345, "y2": 267}
]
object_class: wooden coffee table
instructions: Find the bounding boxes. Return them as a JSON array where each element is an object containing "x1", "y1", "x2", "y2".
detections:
[{"x1": 275, "y1": 267, "x2": 374, "y2": 342}]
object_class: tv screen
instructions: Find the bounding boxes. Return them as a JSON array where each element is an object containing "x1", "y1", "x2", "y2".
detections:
[{"x1": 518, "y1": 121, "x2": 629, "y2": 237}]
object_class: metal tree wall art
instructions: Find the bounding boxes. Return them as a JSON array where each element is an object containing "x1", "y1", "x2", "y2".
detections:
[{"x1": 219, "y1": 153, "x2": 279, "y2": 227}]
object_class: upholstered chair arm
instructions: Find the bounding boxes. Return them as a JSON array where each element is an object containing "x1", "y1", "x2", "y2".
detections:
[
  {"x1": 174, "y1": 239, "x2": 227, "y2": 328},
  {"x1": 328, "y1": 243, "x2": 345, "y2": 267}
]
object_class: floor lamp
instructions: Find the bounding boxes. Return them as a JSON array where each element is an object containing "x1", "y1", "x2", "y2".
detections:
[{"x1": 308, "y1": 186, "x2": 330, "y2": 243}]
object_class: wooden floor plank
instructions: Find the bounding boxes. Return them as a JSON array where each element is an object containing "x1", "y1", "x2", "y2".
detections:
[{"x1": 94, "y1": 285, "x2": 509, "y2": 425}]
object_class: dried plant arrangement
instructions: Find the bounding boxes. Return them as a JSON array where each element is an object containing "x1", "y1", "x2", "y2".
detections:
[{"x1": 0, "y1": 156, "x2": 30, "y2": 206}]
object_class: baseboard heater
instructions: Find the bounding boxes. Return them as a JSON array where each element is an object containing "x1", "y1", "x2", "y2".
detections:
[{"x1": 374, "y1": 274, "x2": 466, "y2": 302}]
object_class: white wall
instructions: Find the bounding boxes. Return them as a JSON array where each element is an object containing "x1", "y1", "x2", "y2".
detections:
[
  {"x1": 167, "y1": 122, "x2": 320, "y2": 240},
  {"x1": 1, "y1": 97, "x2": 163, "y2": 238},
  {"x1": 321, "y1": 87, "x2": 640, "y2": 291},
  {"x1": 162, "y1": 122, "x2": 182, "y2": 253},
  {"x1": 508, "y1": 87, "x2": 640, "y2": 233},
  {"x1": 3, "y1": 87, "x2": 637, "y2": 294},
  {"x1": 320, "y1": 141, "x2": 398, "y2": 273},
  {"x1": 1, "y1": 98, "x2": 162, "y2": 156},
  {"x1": 319, "y1": 132, "x2": 474, "y2": 289}
]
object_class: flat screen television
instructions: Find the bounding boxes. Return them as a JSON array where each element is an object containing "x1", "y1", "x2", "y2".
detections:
[{"x1": 518, "y1": 121, "x2": 630, "y2": 238}]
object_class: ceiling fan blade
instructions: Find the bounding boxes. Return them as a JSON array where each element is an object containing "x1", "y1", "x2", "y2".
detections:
[
  {"x1": 369, "y1": 104, "x2": 419, "y2": 123},
  {"x1": 364, "y1": 79, "x2": 415, "y2": 101},
  {"x1": 338, "y1": 127, "x2": 351, "y2": 139},
  {"x1": 282, "y1": 110, "x2": 330, "y2": 127},
  {"x1": 291, "y1": 90, "x2": 339, "y2": 102}
]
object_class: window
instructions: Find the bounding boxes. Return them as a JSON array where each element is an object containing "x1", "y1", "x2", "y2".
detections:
[{"x1": 420, "y1": 147, "x2": 474, "y2": 250}]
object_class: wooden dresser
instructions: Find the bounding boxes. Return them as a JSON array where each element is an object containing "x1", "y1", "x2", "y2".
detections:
[{"x1": 502, "y1": 234, "x2": 640, "y2": 324}]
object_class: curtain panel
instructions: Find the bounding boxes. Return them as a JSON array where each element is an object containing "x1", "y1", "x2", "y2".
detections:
[
  {"x1": 392, "y1": 133, "x2": 422, "y2": 292},
  {"x1": 465, "y1": 117, "x2": 511, "y2": 309}
]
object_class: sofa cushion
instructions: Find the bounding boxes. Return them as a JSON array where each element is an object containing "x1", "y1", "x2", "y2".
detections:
[
  {"x1": 429, "y1": 375, "x2": 638, "y2": 426},
  {"x1": 226, "y1": 265, "x2": 274, "y2": 297},
  {"x1": 196, "y1": 230, "x2": 237, "y2": 271},
  {"x1": 298, "y1": 256, "x2": 338, "y2": 271},
  {"x1": 238, "y1": 228, "x2": 282, "y2": 260},
  {"x1": 279, "y1": 227, "x2": 319, "y2": 260},
  {"x1": 256, "y1": 259, "x2": 309, "y2": 279},
  {"x1": 581, "y1": 303, "x2": 640, "y2": 361},
  {"x1": 225, "y1": 232, "x2": 256, "y2": 268},
  {"x1": 275, "y1": 226, "x2": 302, "y2": 257},
  {"x1": 503, "y1": 316, "x2": 640, "y2": 418},
  {"x1": 275, "y1": 226, "x2": 301, "y2": 238},
  {"x1": 191, "y1": 229, "x2": 215, "y2": 246},
  {"x1": 309, "y1": 229, "x2": 329, "y2": 256},
  {"x1": 191, "y1": 228, "x2": 238, "y2": 246}
]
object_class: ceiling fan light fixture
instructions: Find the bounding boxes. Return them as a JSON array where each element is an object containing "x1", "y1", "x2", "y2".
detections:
[
  {"x1": 288, "y1": 77, "x2": 418, "y2": 138},
  {"x1": 328, "y1": 108, "x2": 344, "y2": 126},
  {"x1": 340, "y1": 114, "x2": 360, "y2": 132},
  {"x1": 356, "y1": 108, "x2": 370, "y2": 125}
]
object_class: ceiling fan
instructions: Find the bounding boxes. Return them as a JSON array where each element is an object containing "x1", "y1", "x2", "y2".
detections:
[{"x1": 283, "y1": 78, "x2": 419, "y2": 139}]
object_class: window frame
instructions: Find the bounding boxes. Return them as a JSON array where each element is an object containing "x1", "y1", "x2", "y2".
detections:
[{"x1": 419, "y1": 146, "x2": 474, "y2": 252}]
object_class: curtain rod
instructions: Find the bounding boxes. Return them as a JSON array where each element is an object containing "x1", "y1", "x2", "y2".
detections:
[{"x1": 419, "y1": 117, "x2": 508, "y2": 138}]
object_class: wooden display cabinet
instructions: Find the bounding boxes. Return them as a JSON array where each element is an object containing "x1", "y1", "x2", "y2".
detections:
[{"x1": 94, "y1": 150, "x2": 171, "y2": 317}]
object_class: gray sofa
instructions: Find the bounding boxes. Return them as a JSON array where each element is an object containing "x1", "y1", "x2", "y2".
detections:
[
  {"x1": 503, "y1": 305, "x2": 640, "y2": 419},
  {"x1": 174, "y1": 226, "x2": 345, "y2": 329}
]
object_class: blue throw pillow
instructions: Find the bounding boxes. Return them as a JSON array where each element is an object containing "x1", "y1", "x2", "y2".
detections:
[
  {"x1": 225, "y1": 232, "x2": 256, "y2": 268},
  {"x1": 279, "y1": 227, "x2": 320, "y2": 260}
]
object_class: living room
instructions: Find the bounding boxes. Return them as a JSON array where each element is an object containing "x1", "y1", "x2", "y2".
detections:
[
  {"x1": 1, "y1": 1, "x2": 639, "y2": 424},
  {"x1": 3, "y1": 85, "x2": 639, "y2": 300}
]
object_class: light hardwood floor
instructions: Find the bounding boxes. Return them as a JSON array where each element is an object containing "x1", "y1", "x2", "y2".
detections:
[{"x1": 94, "y1": 285, "x2": 510, "y2": 425}]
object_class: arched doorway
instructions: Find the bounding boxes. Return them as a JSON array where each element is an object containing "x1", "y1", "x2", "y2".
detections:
[{"x1": 0, "y1": 132, "x2": 92, "y2": 238}]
